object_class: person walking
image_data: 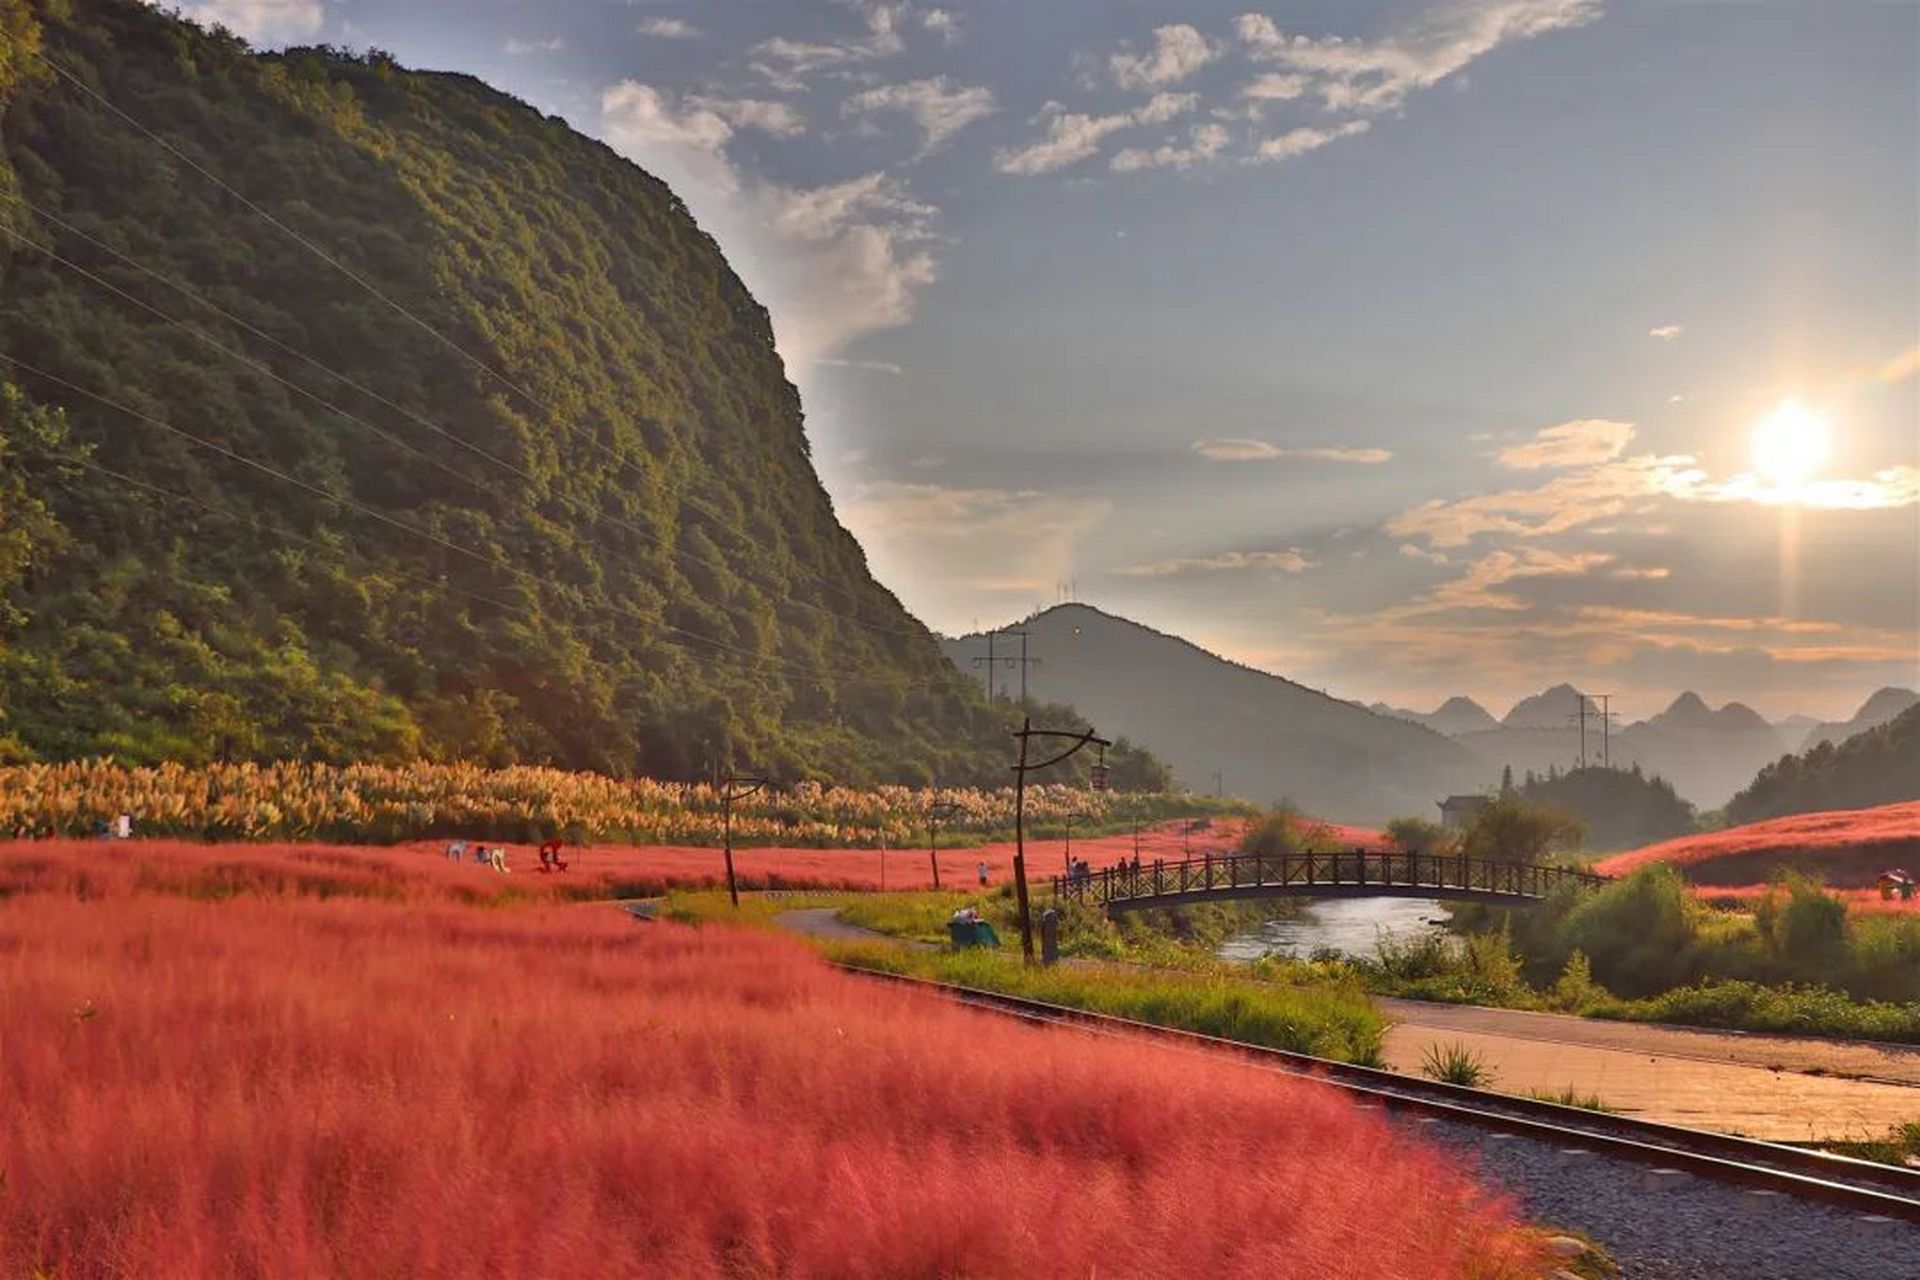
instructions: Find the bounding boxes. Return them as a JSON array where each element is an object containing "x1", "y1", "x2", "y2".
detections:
[{"x1": 977, "y1": 860, "x2": 989, "y2": 887}]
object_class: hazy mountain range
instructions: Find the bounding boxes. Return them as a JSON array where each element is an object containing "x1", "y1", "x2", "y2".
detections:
[
  {"x1": 1372, "y1": 686, "x2": 1918, "y2": 809},
  {"x1": 943, "y1": 605, "x2": 1486, "y2": 825}
]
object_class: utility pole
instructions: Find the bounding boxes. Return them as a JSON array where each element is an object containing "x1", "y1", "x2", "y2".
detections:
[
  {"x1": 1212, "y1": 770, "x2": 1223, "y2": 799},
  {"x1": 1062, "y1": 810, "x2": 1081, "y2": 872},
  {"x1": 1567, "y1": 689, "x2": 1590, "y2": 770},
  {"x1": 928, "y1": 797, "x2": 959, "y2": 890},
  {"x1": 1009, "y1": 717, "x2": 1109, "y2": 964},
  {"x1": 971, "y1": 629, "x2": 998, "y2": 700},
  {"x1": 1593, "y1": 694, "x2": 1614, "y2": 768},
  {"x1": 1003, "y1": 629, "x2": 1039, "y2": 705},
  {"x1": 719, "y1": 774, "x2": 767, "y2": 908}
]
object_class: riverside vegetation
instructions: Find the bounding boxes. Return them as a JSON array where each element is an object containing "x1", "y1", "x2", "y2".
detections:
[{"x1": 1320, "y1": 798, "x2": 1920, "y2": 1044}]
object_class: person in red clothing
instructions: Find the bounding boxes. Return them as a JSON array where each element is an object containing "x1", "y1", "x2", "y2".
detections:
[{"x1": 538, "y1": 838, "x2": 567, "y2": 872}]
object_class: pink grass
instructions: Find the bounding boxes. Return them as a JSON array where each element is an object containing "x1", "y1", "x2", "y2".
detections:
[
  {"x1": 1593, "y1": 802, "x2": 1920, "y2": 887},
  {"x1": 0, "y1": 843, "x2": 1535, "y2": 1278}
]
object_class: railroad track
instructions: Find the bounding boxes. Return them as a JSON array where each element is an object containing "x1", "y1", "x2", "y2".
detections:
[{"x1": 835, "y1": 963, "x2": 1920, "y2": 1224}]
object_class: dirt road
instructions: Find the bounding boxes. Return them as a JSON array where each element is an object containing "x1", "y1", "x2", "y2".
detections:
[{"x1": 1379, "y1": 997, "x2": 1920, "y2": 1140}]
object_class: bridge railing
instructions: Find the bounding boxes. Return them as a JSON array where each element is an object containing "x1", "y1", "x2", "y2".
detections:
[{"x1": 1049, "y1": 850, "x2": 1607, "y2": 907}]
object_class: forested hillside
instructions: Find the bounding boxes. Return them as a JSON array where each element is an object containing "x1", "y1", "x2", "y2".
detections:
[
  {"x1": 1726, "y1": 704, "x2": 1920, "y2": 825},
  {"x1": 1515, "y1": 763, "x2": 1695, "y2": 851},
  {"x1": 0, "y1": 0, "x2": 1083, "y2": 784}
]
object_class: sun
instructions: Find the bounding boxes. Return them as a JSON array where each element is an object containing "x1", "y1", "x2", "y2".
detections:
[{"x1": 1749, "y1": 398, "x2": 1832, "y2": 489}]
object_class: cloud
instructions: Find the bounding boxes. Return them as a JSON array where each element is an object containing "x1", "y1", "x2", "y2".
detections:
[
  {"x1": 1117, "y1": 548, "x2": 1314, "y2": 577},
  {"x1": 838, "y1": 482, "x2": 1111, "y2": 624},
  {"x1": 601, "y1": 81, "x2": 938, "y2": 369},
  {"x1": 1112, "y1": 123, "x2": 1231, "y2": 173},
  {"x1": 844, "y1": 77, "x2": 997, "y2": 151},
  {"x1": 921, "y1": 8, "x2": 958, "y2": 43},
  {"x1": 1879, "y1": 346, "x2": 1920, "y2": 383},
  {"x1": 817, "y1": 357, "x2": 905, "y2": 375},
  {"x1": 995, "y1": 93, "x2": 1197, "y2": 175},
  {"x1": 1252, "y1": 119, "x2": 1372, "y2": 163},
  {"x1": 635, "y1": 17, "x2": 699, "y2": 40},
  {"x1": 1191, "y1": 438, "x2": 1392, "y2": 463},
  {"x1": 1110, "y1": 24, "x2": 1220, "y2": 91},
  {"x1": 1234, "y1": 0, "x2": 1601, "y2": 115},
  {"x1": 1496, "y1": 419, "x2": 1635, "y2": 469},
  {"x1": 751, "y1": 2, "x2": 905, "y2": 87},
  {"x1": 687, "y1": 95, "x2": 806, "y2": 137},
  {"x1": 1388, "y1": 454, "x2": 1706, "y2": 547},
  {"x1": 504, "y1": 35, "x2": 565, "y2": 55},
  {"x1": 168, "y1": 0, "x2": 322, "y2": 42},
  {"x1": 1648, "y1": 323, "x2": 1683, "y2": 340},
  {"x1": 1242, "y1": 72, "x2": 1310, "y2": 102}
]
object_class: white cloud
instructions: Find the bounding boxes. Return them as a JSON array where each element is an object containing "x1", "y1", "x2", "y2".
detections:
[
  {"x1": 751, "y1": 2, "x2": 906, "y2": 87},
  {"x1": 839, "y1": 483, "x2": 1112, "y2": 623},
  {"x1": 1242, "y1": 72, "x2": 1310, "y2": 102},
  {"x1": 636, "y1": 17, "x2": 701, "y2": 40},
  {"x1": 921, "y1": 8, "x2": 958, "y2": 43},
  {"x1": 601, "y1": 81, "x2": 938, "y2": 370},
  {"x1": 1112, "y1": 123, "x2": 1231, "y2": 173},
  {"x1": 1649, "y1": 323, "x2": 1683, "y2": 340},
  {"x1": 1235, "y1": 0, "x2": 1600, "y2": 115},
  {"x1": 817, "y1": 357, "x2": 906, "y2": 376},
  {"x1": 994, "y1": 93, "x2": 1197, "y2": 175},
  {"x1": 689, "y1": 95, "x2": 806, "y2": 137},
  {"x1": 844, "y1": 77, "x2": 996, "y2": 151},
  {"x1": 1191, "y1": 438, "x2": 1392, "y2": 463},
  {"x1": 168, "y1": 0, "x2": 322, "y2": 43},
  {"x1": 1110, "y1": 24, "x2": 1220, "y2": 91},
  {"x1": 1117, "y1": 548, "x2": 1314, "y2": 577},
  {"x1": 1252, "y1": 119, "x2": 1371, "y2": 162},
  {"x1": 504, "y1": 35, "x2": 565, "y2": 55},
  {"x1": 1496, "y1": 419, "x2": 1635, "y2": 470}
]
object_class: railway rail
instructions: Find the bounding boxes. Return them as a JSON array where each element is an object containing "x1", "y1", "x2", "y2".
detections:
[{"x1": 835, "y1": 963, "x2": 1920, "y2": 1224}]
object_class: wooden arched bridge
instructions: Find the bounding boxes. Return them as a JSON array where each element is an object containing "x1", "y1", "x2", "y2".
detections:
[{"x1": 1049, "y1": 849, "x2": 1609, "y2": 914}]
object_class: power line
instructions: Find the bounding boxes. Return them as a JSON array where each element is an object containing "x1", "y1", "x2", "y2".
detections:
[{"x1": 24, "y1": 50, "x2": 924, "y2": 638}]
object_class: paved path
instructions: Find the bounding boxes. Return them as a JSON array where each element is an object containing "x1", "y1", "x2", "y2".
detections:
[
  {"x1": 1379, "y1": 997, "x2": 1920, "y2": 1141},
  {"x1": 774, "y1": 907, "x2": 893, "y2": 940}
]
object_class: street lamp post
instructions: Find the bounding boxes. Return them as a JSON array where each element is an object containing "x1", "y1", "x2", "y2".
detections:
[
  {"x1": 720, "y1": 774, "x2": 767, "y2": 908},
  {"x1": 1010, "y1": 716, "x2": 1109, "y2": 964}
]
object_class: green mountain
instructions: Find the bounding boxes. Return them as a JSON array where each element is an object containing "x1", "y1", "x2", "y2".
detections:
[
  {"x1": 0, "y1": 0, "x2": 1086, "y2": 785},
  {"x1": 1725, "y1": 703, "x2": 1920, "y2": 825}
]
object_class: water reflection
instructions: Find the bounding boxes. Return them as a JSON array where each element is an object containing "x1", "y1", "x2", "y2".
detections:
[{"x1": 1218, "y1": 898, "x2": 1446, "y2": 962}]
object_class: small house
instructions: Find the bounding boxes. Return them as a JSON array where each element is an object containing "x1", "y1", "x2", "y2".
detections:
[{"x1": 1437, "y1": 794, "x2": 1490, "y2": 831}]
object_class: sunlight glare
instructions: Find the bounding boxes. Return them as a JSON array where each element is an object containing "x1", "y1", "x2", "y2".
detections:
[{"x1": 1749, "y1": 398, "x2": 1832, "y2": 490}]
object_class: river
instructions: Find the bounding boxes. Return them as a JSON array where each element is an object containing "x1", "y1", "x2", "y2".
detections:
[{"x1": 1218, "y1": 897, "x2": 1447, "y2": 962}]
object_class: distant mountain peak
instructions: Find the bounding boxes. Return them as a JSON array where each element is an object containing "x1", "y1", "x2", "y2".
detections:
[
  {"x1": 1665, "y1": 691, "x2": 1711, "y2": 716},
  {"x1": 1501, "y1": 684, "x2": 1588, "y2": 729}
]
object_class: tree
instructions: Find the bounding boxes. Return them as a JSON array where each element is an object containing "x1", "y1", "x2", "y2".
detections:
[{"x1": 1459, "y1": 794, "x2": 1584, "y2": 865}]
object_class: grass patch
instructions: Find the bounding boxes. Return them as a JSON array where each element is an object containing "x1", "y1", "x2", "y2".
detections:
[
  {"x1": 828, "y1": 941, "x2": 1387, "y2": 1065},
  {"x1": 1420, "y1": 1040, "x2": 1493, "y2": 1087},
  {"x1": 1524, "y1": 1085, "x2": 1614, "y2": 1112},
  {"x1": 1821, "y1": 1120, "x2": 1920, "y2": 1168}
]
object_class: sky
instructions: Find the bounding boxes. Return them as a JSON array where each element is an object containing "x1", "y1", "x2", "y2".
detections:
[{"x1": 172, "y1": 0, "x2": 1918, "y2": 722}]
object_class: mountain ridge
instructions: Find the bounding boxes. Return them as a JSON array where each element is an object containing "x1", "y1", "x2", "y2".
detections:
[
  {"x1": 0, "y1": 0, "x2": 1028, "y2": 783},
  {"x1": 943, "y1": 604, "x2": 1486, "y2": 823}
]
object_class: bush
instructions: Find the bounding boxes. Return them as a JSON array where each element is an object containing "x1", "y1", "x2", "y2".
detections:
[{"x1": 1421, "y1": 1041, "x2": 1493, "y2": 1087}]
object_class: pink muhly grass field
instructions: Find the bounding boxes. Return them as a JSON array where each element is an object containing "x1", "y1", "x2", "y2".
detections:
[
  {"x1": 0, "y1": 844, "x2": 1536, "y2": 1278},
  {"x1": 1594, "y1": 801, "x2": 1920, "y2": 887}
]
